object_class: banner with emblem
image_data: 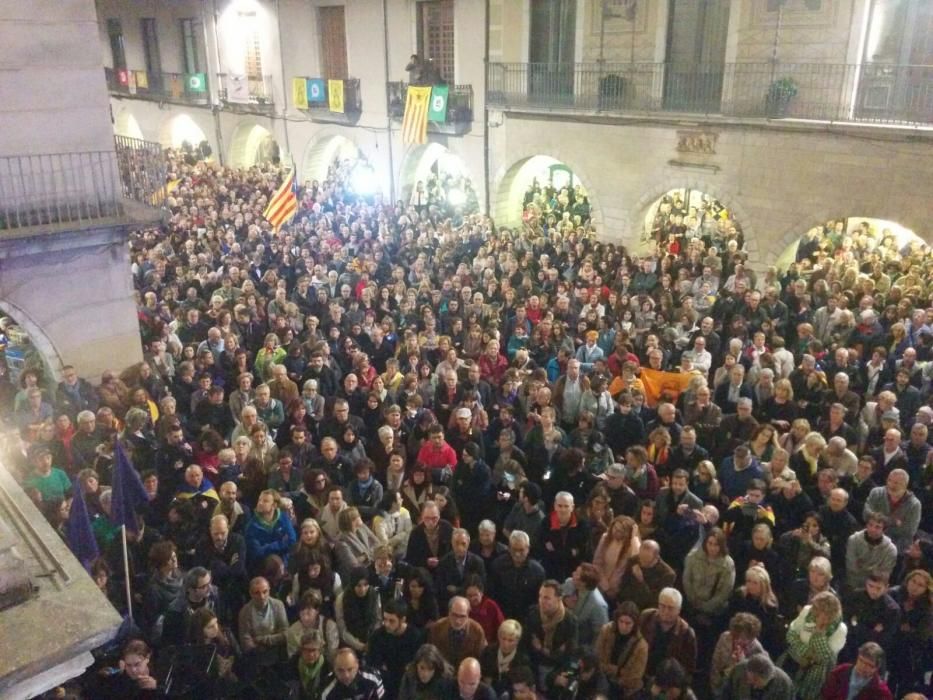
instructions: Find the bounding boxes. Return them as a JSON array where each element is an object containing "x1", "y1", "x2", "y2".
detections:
[
  {"x1": 292, "y1": 77, "x2": 309, "y2": 109},
  {"x1": 639, "y1": 368, "x2": 693, "y2": 407},
  {"x1": 427, "y1": 84, "x2": 449, "y2": 122},
  {"x1": 307, "y1": 78, "x2": 326, "y2": 103},
  {"x1": 327, "y1": 79, "x2": 345, "y2": 113}
]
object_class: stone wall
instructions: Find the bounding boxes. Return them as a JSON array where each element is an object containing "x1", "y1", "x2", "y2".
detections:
[{"x1": 489, "y1": 111, "x2": 933, "y2": 268}]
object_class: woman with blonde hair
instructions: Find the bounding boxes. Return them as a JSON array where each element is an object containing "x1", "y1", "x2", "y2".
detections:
[
  {"x1": 783, "y1": 590, "x2": 847, "y2": 699},
  {"x1": 763, "y1": 447, "x2": 797, "y2": 494},
  {"x1": 729, "y1": 564, "x2": 782, "y2": 656},
  {"x1": 790, "y1": 431, "x2": 828, "y2": 491},
  {"x1": 779, "y1": 417, "x2": 811, "y2": 454},
  {"x1": 690, "y1": 459, "x2": 722, "y2": 505},
  {"x1": 592, "y1": 515, "x2": 641, "y2": 600}
]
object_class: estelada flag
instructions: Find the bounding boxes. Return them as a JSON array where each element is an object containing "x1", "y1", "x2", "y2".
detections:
[
  {"x1": 402, "y1": 85, "x2": 432, "y2": 145},
  {"x1": 639, "y1": 367, "x2": 693, "y2": 407},
  {"x1": 263, "y1": 169, "x2": 298, "y2": 232}
]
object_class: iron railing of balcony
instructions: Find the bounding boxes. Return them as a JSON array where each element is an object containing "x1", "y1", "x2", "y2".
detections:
[
  {"x1": 305, "y1": 78, "x2": 362, "y2": 113},
  {"x1": 217, "y1": 73, "x2": 274, "y2": 107},
  {"x1": 387, "y1": 82, "x2": 474, "y2": 123},
  {"x1": 105, "y1": 69, "x2": 211, "y2": 106},
  {"x1": 0, "y1": 138, "x2": 166, "y2": 231},
  {"x1": 486, "y1": 62, "x2": 933, "y2": 126},
  {"x1": 113, "y1": 136, "x2": 169, "y2": 208}
]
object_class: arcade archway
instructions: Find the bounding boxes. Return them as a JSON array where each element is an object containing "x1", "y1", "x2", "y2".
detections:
[
  {"x1": 159, "y1": 113, "x2": 209, "y2": 151},
  {"x1": 401, "y1": 143, "x2": 478, "y2": 216},
  {"x1": 301, "y1": 134, "x2": 360, "y2": 184},
  {"x1": 778, "y1": 217, "x2": 928, "y2": 271},
  {"x1": 0, "y1": 306, "x2": 62, "y2": 392},
  {"x1": 640, "y1": 187, "x2": 743, "y2": 252},
  {"x1": 228, "y1": 122, "x2": 279, "y2": 168},
  {"x1": 494, "y1": 155, "x2": 593, "y2": 231},
  {"x1": 114, "y1": 108, "x2": 145, "y2": 141}
]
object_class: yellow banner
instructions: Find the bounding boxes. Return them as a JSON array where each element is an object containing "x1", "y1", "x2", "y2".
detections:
[
  {"x1": 328, "y1": 79, "x2": 344, "y2": 113},
  {"x1": 134, "y1": 70, "x2": 148, "y2": 89},
  {"x1": 402, "y1": 85, "x2": 432, "y2": 146},
  {"x1": 292, "y1": 78, "x2": 309, "y2": 109},
  {"x1": 639, "y1": 367, "x2": 693, "y2": 407}
]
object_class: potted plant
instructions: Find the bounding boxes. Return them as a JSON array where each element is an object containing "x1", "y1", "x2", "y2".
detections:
[{"x1": 766, "y1": 77, "x2": 797, "y2": 117}]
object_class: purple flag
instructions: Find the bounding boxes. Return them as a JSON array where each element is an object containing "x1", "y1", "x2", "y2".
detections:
[
  {"x1": 65, "y1": 478, "x2": 99, "y2": 571},
  {"x1": 111, "y1": 440, "x2": 148, "y2": 534}
]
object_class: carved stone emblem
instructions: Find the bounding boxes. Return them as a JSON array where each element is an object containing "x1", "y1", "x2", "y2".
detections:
[{"x1": 676, "y1": 131, "x2": 718, "y2": 154}]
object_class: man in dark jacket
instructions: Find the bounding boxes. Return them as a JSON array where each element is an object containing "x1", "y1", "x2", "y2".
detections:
[
  {"x1": 405, "y1": 501, "x2": 453, "y2": 572},
  {"x1": 524, "y1": 580, "x2": 578, "y2": 683},
  {"x1": 367, "y1": 599, "x2": 423, "y2": 697},
  {"x1": 604, "y1": 395, "x2": 645, "y2": 457},
  {"x1": 161, "y1": 566, "x2": 225, "y2": 646},
  {"x1": 488, "y1": 530, "x2": 546, "y2": 620},
  {"x1": 534, "y1": 492, "x2": 590, "y2": 581},
  {"x1": 840, "y1": 572, "x2": 901, "y2": 663},
  {"x1": 195, "y1": 513, "x2": 248, "y2": 615},
  {"x1": 639, "y1": 587, "x2": 697, "y2": 680},
  {"x1": 435, "y1": 529, "x2": 486, "y2": 609}
]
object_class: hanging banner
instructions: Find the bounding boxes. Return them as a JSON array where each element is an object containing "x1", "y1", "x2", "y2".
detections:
[
  {"x1": 428, "y1": 85, "x2": 449, "y2": 122},
  {"x1": 186, "y1": 72, "x2": 207, "y2": 93},
  {"x1": 226, "y1": 73, "x2": 250, "y2": 103},
  {"x1": 402, "y1": 85, "x2": 432, "y2": 145},
  {"x1": 134, "y1": 70, "x2": 149, "y2": 90},
  {"x1": 307, "y1": 79, "x2": 326, "y2": 103},
  {"x1": 292, "y1": 77, "x2": 309, "y2": 109},
  {"x1": 328, "y1": 79, "x2": 345, "y2": 113}
]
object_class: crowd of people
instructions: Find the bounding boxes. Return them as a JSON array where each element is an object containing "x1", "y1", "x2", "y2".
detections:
[{"x1": 2, "y1": 147, "x2": 932, "y2": 700}]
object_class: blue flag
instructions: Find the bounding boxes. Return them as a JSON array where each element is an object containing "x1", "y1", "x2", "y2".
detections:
[
  {"x1": 307, "y1": 78, "x2": 327, "y2": 103},
  {"x1": 65, "y1": 477, "x2": 99, "y2": 571},
  {"x1": 111, "y1": 440, "x2": 148, "y2": 534}
]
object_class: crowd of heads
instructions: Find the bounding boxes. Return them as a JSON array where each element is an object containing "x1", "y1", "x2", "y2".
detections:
[{"x1": 2, "y1": 148, "x2": 932, "y2": 699}]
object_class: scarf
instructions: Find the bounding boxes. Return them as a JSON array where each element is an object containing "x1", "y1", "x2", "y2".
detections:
[
  {"x1": 540, "y1": 600, "x2": 567, "y2": 650},
  {"x1": 497, "y1": 646, "x2": 518, "y2": 674}
]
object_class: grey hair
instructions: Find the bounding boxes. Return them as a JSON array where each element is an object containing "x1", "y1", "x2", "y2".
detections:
[
  {"x1": 745, "y1": 653, "x2": 775, "y2": 680},
  {"x1": 509, "y1": 530, "x2": 530, "y2": 548},
  {"x1": 451, "y1": 528, "x2": 470, "y2": 541},
  {"x1": 737, "y1": 397, "x2": 753, "y2": 408},
  {"x1": 478, "y1": 519, "x2": 496, "y2": 533},
  {"x1": 658, "y1": 587, "x2": 683, "y2": 610}
]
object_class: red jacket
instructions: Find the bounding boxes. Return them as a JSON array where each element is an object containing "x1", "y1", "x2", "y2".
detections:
[
  {"x1": 470, "y1": 596, "x2": 505, "y2": 643},
  {"x1": 820, "y1": 664, "x2": 892, "y2": 700},
  {"x1": 416, "y1": 440, "x2": 458, "y2": 471}
]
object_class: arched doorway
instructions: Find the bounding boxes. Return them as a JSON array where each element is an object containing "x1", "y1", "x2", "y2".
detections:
[
  {"x1": 638, "y1": 187, "x2": 744, "y2": 252},
  {"x1": 159, "y1": 113, "x2": 209, "y2": 151},
  {"x1": 300, "y1": 134, "x2": 360, "y2": 184},
  {"x1": 494, "y1": 155, "x2": 594, "y2": 230},
  {"x1": 777, "y1": 217, "x2": 926, "y2": 271},
  {"x1": 114, "y1": 108, "x2": 145, "y2": 141},
  {"x1": 0, "y1": 306, "x2": 62, "y2": 392},
  {"x1": 401, "y1": 143, "x2": 478, "y2": 216},
  {"x1": 228, "y1": 122, "x2": 279, "y2": 168}
]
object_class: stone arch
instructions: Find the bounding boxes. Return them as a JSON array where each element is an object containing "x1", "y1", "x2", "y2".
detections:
[
  {"x1": 492, "y1": 152, "x2": 604, "y2": 232},
  {"x1": 228, "y1": 120, "x2": 279, "y2": 168},
  {"x1": 0, "y1": 300, "x2": 64, "y2": 382},
  {"x1": 299, "y1": 133, "x2": 360, "y2": 184},
  {"x1": 399, "y1": 143, "x2": 471, "y2": 199},
  {"x1": 113, "y1": 107, "x2": 145, "y2": 141},
  {"x1": 631, "y1": 176, "x2": 758, "y2": 259},
  {"x1": 158, "y1": 113, "x2": 210, "y2": 150}
]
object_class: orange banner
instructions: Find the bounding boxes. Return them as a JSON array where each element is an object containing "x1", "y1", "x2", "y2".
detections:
[{"x1": 639, "y1": 367, "x2": 693, "y2": 407}]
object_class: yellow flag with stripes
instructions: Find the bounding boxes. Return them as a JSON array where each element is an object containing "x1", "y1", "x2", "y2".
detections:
[
  {"x1": 263, "y1": 170, "x2": 298, "y2": 232},
  {"x1": 328, "y1": 79, "x2": 345, "y2": 113},
  {"x1": 402, "y1": 86, "x2": 432, "y2": 146},
  {"x1": 150, "y1": 178, "x2": 181, "y2": 206}
]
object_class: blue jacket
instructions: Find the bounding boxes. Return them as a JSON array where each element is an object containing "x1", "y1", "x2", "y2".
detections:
[
  {"x1": 244, "y1": 508, "x2": 297, "y2": 570},
  {"x1": 718, "y1": 457, "x2": 765, "y2": 501}
]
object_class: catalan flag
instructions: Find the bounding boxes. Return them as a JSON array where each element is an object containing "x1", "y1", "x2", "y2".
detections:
[
  {"x1": 263, "y1": 168, "x2": 299, "y2": 232},
  {"x1": 402, "y1": 85, "x2": 432, "y2": 146}
]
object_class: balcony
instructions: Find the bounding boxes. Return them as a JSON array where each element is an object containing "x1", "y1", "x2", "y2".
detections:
[
  {"x1": 303, "y1": 78, "x2": 362, "y2": 125},
  {"x1": 217, "y1": 73, "x2": 275, "y2": 114},
  {"x1": 486, "y1": 62, "x2": 933, "y2": 127},
  {"x1": 105, "y1": 69, "x2": 211, "y2": 106},
  {"x1": 388, "y1": 82, "x2": 474, "y2": 135},
  {"x1": 0, "y1": 137, "x2": 166, "y2": 234}
]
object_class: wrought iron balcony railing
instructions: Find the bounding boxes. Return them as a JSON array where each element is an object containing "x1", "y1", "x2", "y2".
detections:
[
  {"x1": 104, "y1": 68, "x2": 211, "y2": 105},
  {"x1": 486, "y1": 62, "x2": 933, "y2": 126},
  {"x1": 304, "y1": 78, "x2": 362, "y2": 114},
  {"x1": 217, "y1": 73, "x2": 275, "y2": 108},
  {"x1": 0, "y1": 138, "x2": 167, "y2": 232},
  {"x1": 387, "y1": 82, "x2": 474, "y2": 123}
]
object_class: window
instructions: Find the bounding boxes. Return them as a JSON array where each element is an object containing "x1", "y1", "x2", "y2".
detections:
[
  {"x1": 140, "y1": 18, "x2": 161, "y2": 77},
  {"x1": 319, "y1": 6, "x2": 348, "y2": 79},
  {"x1": 418, "y1": 0, "x2": 455, "y2": 84},
  {"x1": 663, "y1": 0, "x2": 731, "y2": 112},
  {"x1": 107, "y1": 18, "x2": 126, "y2": 70},
  {"x1": 180, "y1": 18, "x2": 199, "y2": 73},
  {"x1": 239, "y1": 12, "x2": 264, "y2": 80}
]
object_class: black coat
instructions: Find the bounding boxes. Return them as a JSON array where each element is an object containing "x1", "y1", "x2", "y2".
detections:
[
  {"x1": 434, "y1": 551, "x2": 486, "y2": 607},
  {"x1": 405, "y1": 521, "x2": 454, "y2": 570}
]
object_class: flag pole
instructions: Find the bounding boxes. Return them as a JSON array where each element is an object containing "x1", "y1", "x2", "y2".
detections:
[{"x1": 121, "y1": 524, "x2": 133, "y2": 624}]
